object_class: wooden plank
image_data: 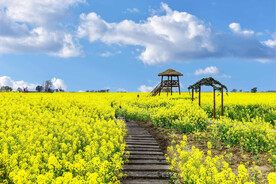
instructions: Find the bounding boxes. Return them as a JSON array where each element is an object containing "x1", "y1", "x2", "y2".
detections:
[
  {"x1": 126, "y1": 142, "x2": 159, "y2": 146},
  {"x1": 127, "y1": 135, "x2": 153, "y2": 138},
  {"x1": 123, "y1": 171, "x2": 169, "y2": 179},
  {"x1": 127, "y1": 159, "x2": 168, "y2": 165},
  {"x1": 126, "y1": 148, "x2": 162, "y2": 152},
  {"x1": 124, "y1": 165, "x2": 170, "y2": 171},
  {"x1": 127, "y1": 145, "x2": 160, "y2": 149},
  {"x1": 126, "y1": 151, "x2": 164, "y2": 155},
  {"x1": 128, "y1": 155, "x2": 166, "y2": 160},
  {"x1": 126, "y1": 137, "x2": 156, "y2": 140},
  {"x1": 122, "y1": 179, "x2": 169, "y2": 184}
]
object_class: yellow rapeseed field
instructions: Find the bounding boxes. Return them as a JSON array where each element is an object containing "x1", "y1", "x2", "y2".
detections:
[
  {"x1": 0, "y1": 92, "x2": 275, "y2": 183},
  {"x1": 0, "y1": 93, "x2": 126, "y2": 184}
]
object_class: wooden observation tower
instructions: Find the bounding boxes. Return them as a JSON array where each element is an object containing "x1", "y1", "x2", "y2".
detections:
[{"x1": 150, "y1": 69, "x2": 183, "y2": 96}]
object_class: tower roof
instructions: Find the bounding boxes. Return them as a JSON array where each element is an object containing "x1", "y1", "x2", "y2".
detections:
[{"x1": 158, "y1": 69, "x2": 183, "y2": 76}]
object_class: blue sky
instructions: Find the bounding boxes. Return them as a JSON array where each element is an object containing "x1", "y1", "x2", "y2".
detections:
[{"x1": 0, "y1": 0, "x2": 275, "y2": 92}]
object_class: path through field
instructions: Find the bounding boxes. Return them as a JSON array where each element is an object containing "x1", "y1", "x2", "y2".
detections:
[{"x1": 122, "y1": 119, "x2": 170, "y2": 184}]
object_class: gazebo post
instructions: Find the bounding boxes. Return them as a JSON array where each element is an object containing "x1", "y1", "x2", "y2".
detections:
[
  {"x1": 199, "y1": 86, "x2": 201, "y2": 106},
  {"x1": 167, "y1": 76, "x2": 169, "y2": 96},
  {"x1": 177, "y1": 76, "x2": 181, "y2": 95},
  {"x1": 171, "y1": 76, "x2": 173, "y2": 96},
  {"x1": 192, "y1": 88, "x2": 194, "y2": 101},
  {"x1": 221, "y1": 87, "x2": 223, "y2": 116},
  {"x1": 213, "y1": 87, "x2": 216, "y2": 119},
  {"x1": 159, "y1": 76, "x2": 163, "y2": 96}
]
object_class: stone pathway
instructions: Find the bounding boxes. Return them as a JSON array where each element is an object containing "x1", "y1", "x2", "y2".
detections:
[{"x1": 122, "y1": 120, "x2": 170, "y2": 184}]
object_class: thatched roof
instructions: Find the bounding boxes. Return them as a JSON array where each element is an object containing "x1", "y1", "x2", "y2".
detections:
[
  {"x1": 158, "y1": 69, "x2": 183, "y2": 76},
  {"x1": 188, "y1": 77, "x2": 228, "y2": 92}
]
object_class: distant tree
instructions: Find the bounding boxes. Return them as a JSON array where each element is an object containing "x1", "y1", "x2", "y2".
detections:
[
  {"x1": 44, "y1": 80, "x2": 53, "y2": 92},
  {"x1": 17, "y1": 87, "x2": 23, "y2": 92},
  {"x1": 0, "y1": 86, "x2": 12, "y2": 92},
  {"x1": 36, "y1": 85, "x2": 44, "y2": 92},
  {"x1": 251, "y1": 87, "x2": 257, "y2": 93},
  {"x1": 231, "y1": 89, "x2": 237, "y2": 92},
  {"x1": 239, "y1": 89, "x2": 242, "y2": 92},
  {"x1": 58, "y1": 87, "x2": 64, "y2": 92}
]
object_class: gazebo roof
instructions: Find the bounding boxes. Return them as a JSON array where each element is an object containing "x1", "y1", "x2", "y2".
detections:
[
  {"x1": 188, "y1": 77, "x2": 228, "y2": 92},
  {"x1": 158, "y1": 69, "x2": 183, "y2": 76}
]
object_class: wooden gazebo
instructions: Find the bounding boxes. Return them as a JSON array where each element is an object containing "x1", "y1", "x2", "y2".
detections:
[
  {"x1": 188, "y1": 77, "x2": 228, "y2": 119},
  {"x1": 150, "y1": 69, "x2": 183, "y2": 96}
]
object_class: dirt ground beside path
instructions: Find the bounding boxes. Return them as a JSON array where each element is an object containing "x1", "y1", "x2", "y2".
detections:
[{"x1": 134, "y1": 120, "x2": 274, "y2": 183}]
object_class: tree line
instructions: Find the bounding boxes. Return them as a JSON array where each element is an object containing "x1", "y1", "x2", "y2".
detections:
[{"x1": 0, "y1": 80, "x2": 65, "y2": 92}]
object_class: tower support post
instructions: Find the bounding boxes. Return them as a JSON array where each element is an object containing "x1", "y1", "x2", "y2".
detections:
[{"x1": 213, "y1": 87, "x2": 216, "y2": 119}]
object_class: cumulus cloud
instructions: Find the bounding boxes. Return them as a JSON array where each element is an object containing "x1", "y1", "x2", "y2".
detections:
[
  {"x1": 0, "y1": 76, "x2": 67, "y2": 91},
  {"x1": 51, "y1": 78, "x2": 67, "y2": 90},
  {"x1": 0, "y1": 0, "x2": 83, "y2": 57},
  {"x1": 229, "y1": 23, "x2": 254, "y2": 36},
  {"x1": 78, "y1": 3, "x2": 275, "y2": 64},
  {"x1": 194, "y1": 66, "x2": 231, "y2": 78},
  {"x1": 0, "y1": 76, "x2": 37, "y2": 91},
  {"x1": 117, "y1": 88, "x2": 127, "y2": 92},
  {"x1": 195, "y1": 66, "x2": 220, "y2": 75},
  {"x1": 138, "y1": 85, "x2": 154, "y2": 92},
  {"x1": 126, "y1": 8, "x2": 139, "y2": 13},
  {"x1": 100, "y1": 51, "x2": 113, "y2": 57},
  {"x1": 0, "y1": 0, "x2": 85, "y2": 26}
]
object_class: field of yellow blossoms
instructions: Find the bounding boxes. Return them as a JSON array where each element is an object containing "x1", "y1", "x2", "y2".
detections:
[
  {"x1": 0, "y1": 93, "x2": 126, "y2": 183},
  {"x1": 0, "y1": 92, "x2": 275, "y2": 183}
]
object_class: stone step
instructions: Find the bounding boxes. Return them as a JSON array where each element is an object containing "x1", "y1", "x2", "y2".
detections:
[
  {"x1": 126, "y1": 151, "x2": 164, "y2": 155},
  {"x1": 127, "y1": 145, "x2": 160, "y2": 149},
  {"x1": 126, "y1": 148, "x2": 162, "y2": 152},
  {"x1": 122, "y1": 179, "x2": 169, "y2": 184},
  {"x1": 128, "y1": 155, "x2": 166, "y2": 160},
  {"x1": 127, "y1": 159, "x2": 168, "y2": 165},
  {"x1": 124, "y1": 165, "x2": 170, "y2": 171},
  {"x1": 126, "y1": 142, "x2": 159, "y2": 146},
  {"x1": 123, "y1": 171, "x2": 169, "y2": 179}
]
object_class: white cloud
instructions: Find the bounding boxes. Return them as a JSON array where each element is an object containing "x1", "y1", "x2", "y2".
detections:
[
  {"x1": 0, "y1": 76, "x2": 37, "y2": 91},
  {"x1": 195, "y1": 66, "x2": 220, "y2": 75},
  {"x1": 51, "y1": 78, "x2": 67, "y2": 90},
  {"x1": 138, "y1": 85, "x2": 154, "y2": 92},
  {"x1": 100, "y1": 50, "x2": 122, "y2": 57},
  {"x1": 0, "y1": 0, "x2": 83, "y2": 57},
  {"x1": 126, "y1": 8, "x2": 139, "y2": 13},
  {"x1": 0, "y1": 0, "x2": 85, "y2": 26},
  {"x1": 0, "y1": 76, "x2": 67, "y2": 91},
  {"x1": 263, "y1": 32, "x2": 276, "y2": 48},
  {"x1": 194, "y1": 66, "x2": 232, "y2": 78},
  {"x1": 100, "y1": 51, "x2": 113, "y2": 57},
  {"x1": 0, "y1": 27, "x2": 82, "y2": 57},
  {"x1": 78, "y1": 3, "x2": 275, "y2": 64},
  {"x1": 221, "y1": 74, "x2": 231, "y2": 79},
  {"x1": 229, "y1": 23, "x2": 254, "y2": 36},
  {"x1": 117, "y1": 88, "x2": 127, "y2": 92}
]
